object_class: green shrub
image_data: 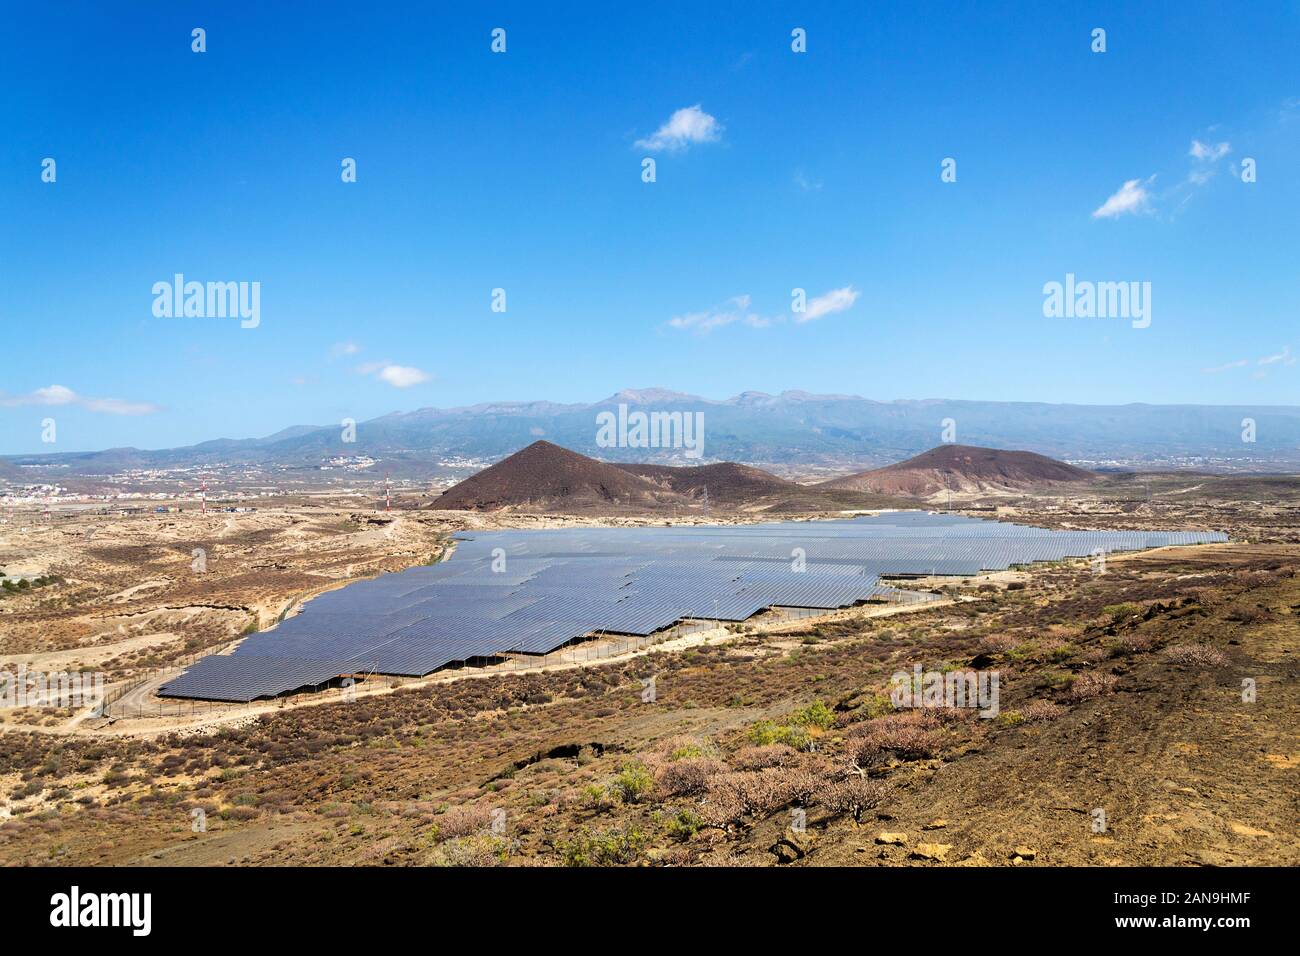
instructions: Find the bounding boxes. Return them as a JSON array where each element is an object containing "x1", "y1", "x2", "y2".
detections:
[
  {"x1": 665, "y1": 809, "x2": 703, "y2": 841},
  {"x1": 559, "y1": 826, "x2": 647, "y2": 866},
  {"x1": 610, "y1": 761, "x2": 654, "y2": 804},
  {"x1": 747, "y1": 720, "x2": 811, "y2": 751},
  {"x1": 788, "y1": 699, "x2": 834, "y2": 730}
]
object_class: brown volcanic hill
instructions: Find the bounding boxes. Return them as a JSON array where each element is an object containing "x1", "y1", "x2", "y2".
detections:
[
  {"x1": 613, "y1": 461, "x2": 799, "y2": 505},
  {"x1": 429, "y1": 441, "x2": 684, "y2": 512},
  {"x1": 615, "y1": 460, "x2": 916, "y2": 513},
  {"x1": 431, "y1": 441, "x2": 918, "y2": 514},
  {"x1": 817, "y1": 444, "x2": 1097, "y2": 498}
]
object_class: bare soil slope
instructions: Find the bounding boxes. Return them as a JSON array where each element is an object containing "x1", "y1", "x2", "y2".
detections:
[
  {"x1": 614, "y1": 461, "x2": 799, "y2": 505},
  {"x1": 820, "y1": 444, "x2": 1097, "y2": 497},
  {"x1": 429, "y1": 441, "x2": 684, "y2": 513}
]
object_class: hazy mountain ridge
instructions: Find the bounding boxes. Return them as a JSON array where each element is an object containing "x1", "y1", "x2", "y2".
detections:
[{"x1": 7, "y1": 389, "x2": 1300, "y2": 475}]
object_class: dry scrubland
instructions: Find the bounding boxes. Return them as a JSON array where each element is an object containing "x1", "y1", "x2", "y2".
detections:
[
  {"x1": 0, "y1": 506, "x2": 466, "y2": 687},
  {"x1": 0, "y1": 478, "x2": 1297, "y2": 866}
]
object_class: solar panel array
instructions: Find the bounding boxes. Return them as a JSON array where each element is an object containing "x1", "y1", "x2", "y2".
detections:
[{"x1": 159, "y1": 512, "x2": 1226, "y2": 701}]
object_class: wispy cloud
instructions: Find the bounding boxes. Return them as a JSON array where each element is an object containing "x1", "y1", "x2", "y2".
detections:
[
  {"x1": 331, "y1": 340, "x2": 360, "y2": 357},
  {"x1": 1201, "y1": 359, "x2": 1249, "y2": 374},
  {"x1": 667, "y1": 295, "x2": 769, "y2": 334},
  {"x1": 356, "y1": 361, "x2": 431, "y2": 388},
  {"x1": 793, "y1": 169, "x2": 823, "y2": 192},
  {"x1": 1092, "y1": 177, "x2": 1154, "y2": 219},
  {"x1": 1258, "y1": 345, "x2": 1295, "y2": 367},
  {"x1": 1187, "y1": 138, "x2": 1232, "y2": 185},
  {"x1": 1189, "y1": 139, "x2": 1230, "y2": 161},
  {"x1": 1201, "y1": 346, "x2": 1294, "y2": 374},
  {"x1": 797, "y1": 286, "x2": 860, "y2": 323},
  {"x1": 1095, "y1": 134, "x2": 1238, "y2": 219},
  {"x1": 668, "y1": 286, "x2": 861, "y2": 333},
  {"x1": 0, "y1": 384, "x2": 161, "y2": 415},
  {"x1": 635, "y1": 104, "x2": 723, "y2": 153}
]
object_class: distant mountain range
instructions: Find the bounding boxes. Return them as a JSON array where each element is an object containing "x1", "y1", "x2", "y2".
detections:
[{"x1": 6, "y1": 388, "x2": 1300, "y2": 478}]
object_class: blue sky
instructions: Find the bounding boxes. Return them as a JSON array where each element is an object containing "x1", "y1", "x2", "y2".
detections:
[{"x1": 2, "y1": 1, "x2": 1298, "y2": 454}]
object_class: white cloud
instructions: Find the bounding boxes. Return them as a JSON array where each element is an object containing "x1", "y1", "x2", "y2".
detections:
[
  {"x1": 794, "y1": 169, "x2": 823, "y2": 192},
  {"x1": 1189, "y1": 139, "x2": 1230, "y2": 161},
  {"x1": 378, "y1": 365, "x2": 430, "y2": 388},
  {"x1": 0, "y1": 384, "x2": 161, "y2": 415},
  {"x1": 1258, "y1": 345, "x2": 1295, "y2": 367},
  {"x1": 1201, "y1": 359, "x2": 1249, "y2": 374},
  {"x1": 667, "y1": 294, "x2": 770, "y2": 334},
  {"x1": 1201, "y1": 346, "x2": 1294, "y2": 374},
  {"x1": 797, "y1": 286, "x2": 860, "y2": 323},
  {"x1": 331, "y1": 341, "x2": 360, "y2": 357},
  {"x1": 1092, "y1": 177, "x2": 1154, "y2": 219},
  {"x1": 635, "y1": 104, "x2": 723, "y2": 153},
  {"x1": 355, "y1": 361, "x2": 431, "y2": 387}
]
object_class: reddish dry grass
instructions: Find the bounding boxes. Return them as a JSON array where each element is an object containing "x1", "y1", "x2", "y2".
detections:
[
  {"x1": 1163, "y1": 643, "x2": 1230, "y2": 668},
  {"x1": 730, "y1": 744, "x2": 802, "y2": 771},
  {"x1": 702, "y1": 767, "x2": 821, "y2": 827},
  {"x1": 1061, "y1": 672, "x2": 1118, "y2": 703},
  {"x1": 844, "y1": 712, "x2": 944, "y2": 764},
  {"x1": 1020, "y1": 700, "x2": 1066, "y2": 723},
  {"x1": 654, "y1": 758, "x2": 729, "y2": 797},
  {"x1": 817, "y1": 776, "x2": 891, "y2": 821},
  {"x1": 432, "y1": 804, "x2": 494, "y2": 841}
]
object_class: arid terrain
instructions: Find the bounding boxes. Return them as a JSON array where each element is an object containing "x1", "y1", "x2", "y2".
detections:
[{"x1": 0, "y1": 472, "x2": 1296, "y2": 867}]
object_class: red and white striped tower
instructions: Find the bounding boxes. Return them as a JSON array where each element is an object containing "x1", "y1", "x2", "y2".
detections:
[
  {"x1": 384, "y1": 473, "x2": 391, "y2": 512},
  {"x1": 200, "y1": 477, "x2": 207, "y2": 515}
]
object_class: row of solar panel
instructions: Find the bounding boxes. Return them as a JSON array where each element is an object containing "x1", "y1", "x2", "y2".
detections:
[{"x1": 159, "y1": 514, "x2": 1226, "y2": 700}]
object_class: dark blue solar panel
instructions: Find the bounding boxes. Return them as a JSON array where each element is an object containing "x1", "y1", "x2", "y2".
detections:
[{"x1": 160, "y1": 513, "x2": 1227, "y2": 700}]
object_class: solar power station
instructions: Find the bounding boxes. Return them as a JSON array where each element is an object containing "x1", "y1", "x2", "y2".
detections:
[{"x1": 159, "y1": 512, "x2": 1226, "y2": 701}]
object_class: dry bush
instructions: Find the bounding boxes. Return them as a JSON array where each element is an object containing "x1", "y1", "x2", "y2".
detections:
[
  {"x1": 1225, "y1": 605, "x2": 1268, "y2": 625},
  {"x1": 1020, "y1": 700, "x2": 1065, "y2": 723},
  {"x1": 816, "y1": 776, "x2": 891, "y2": 822},
  {"x1": 730, "y1": 744, "x2": 801, "y2": 771},
  {"x1": 428, "y1": 834, "x2": 510, "y2": 867},
  {"x1": 654, "y1": 758, "x2": 728, "y2": 797},
  {"x1": 979, "y1": 635, "x2": 1019, "y2": 654},
  {"x1": 432, "y1": 804, "x2": 494, "y2": 841},
  {"x1": 1163, "y1": 644, "x2": 1230, "y2": 668},
  {"x1": 1108, "y1": 632, "x2": 1156, "y2": 657},
  {"x1": 844, "y1": 712, "x2": 944, "y2": 765},
  {"x1": 702, "y1": 767, "x2": 820, "y2": 827},
  {"x1": 1061, "y1": 672, "x2": 1118, "y2": 703},
  {"x1": 927, "y1": 704, "x2": 977, "y2": 725}
]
